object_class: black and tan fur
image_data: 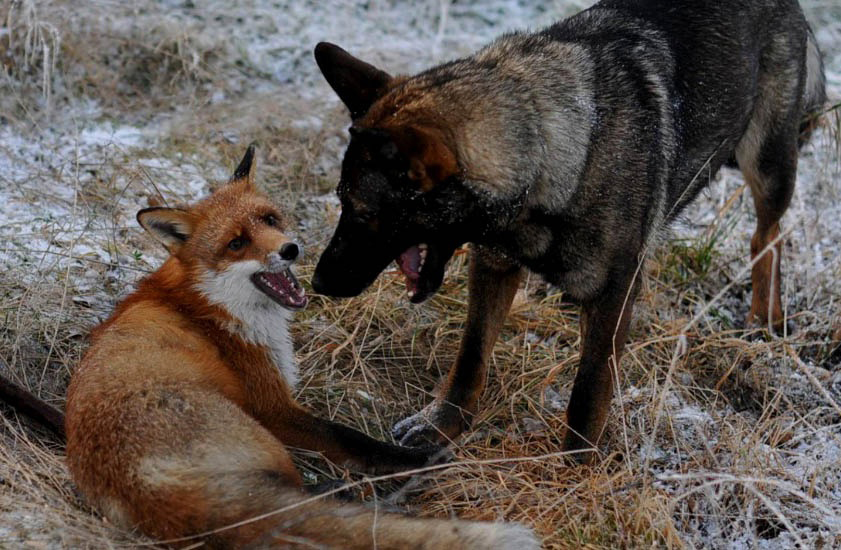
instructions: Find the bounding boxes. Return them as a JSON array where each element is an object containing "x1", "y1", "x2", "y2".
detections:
[
  {"x1": 311, "y1": 0, "x2": 826, "y2": 460},
  {"x1": 64, "y1": 147, "x2": 539, "y2": 548}
]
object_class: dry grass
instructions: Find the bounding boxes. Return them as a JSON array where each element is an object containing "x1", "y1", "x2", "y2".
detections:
[{"x1": 1, "y1": 1, "x2": 840, "y2": 548}]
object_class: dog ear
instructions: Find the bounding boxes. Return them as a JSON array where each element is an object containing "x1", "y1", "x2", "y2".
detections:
[
  {"x1": 230, "y1": 143, "x2": 257, "y2": 187},
  {"x1": 137, "y1": 207, "x2": 195, "y2": 252},
  {"x1": 390, "y1": 125, "x2": 459, "y2": 192},
  {"x1": 314, "y1": 42, "x2": 392, "y2": 119}
]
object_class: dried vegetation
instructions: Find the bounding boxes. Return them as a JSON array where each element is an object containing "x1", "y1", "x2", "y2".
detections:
[{"x1": 1, "y1": 1, "x2": 839, "y2": 548}]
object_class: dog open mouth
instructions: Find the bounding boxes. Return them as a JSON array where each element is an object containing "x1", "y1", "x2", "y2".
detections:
[
  {"x1": 396, "y1": 243, "x2": 449, "y2": 304},
  {"x1": 395, "y1": 241, "x2": 464, "y2": 303},
  {"x1": 396, "y1": 244, "x2": 427, "y2": 301},
  {"x1": 251, "y1": 269, "x2": 308, "y2": 310}
]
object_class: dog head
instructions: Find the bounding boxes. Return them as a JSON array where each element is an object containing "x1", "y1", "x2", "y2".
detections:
[{"x1": 312, "y1": 42, "x2": 492, "y2": 303}]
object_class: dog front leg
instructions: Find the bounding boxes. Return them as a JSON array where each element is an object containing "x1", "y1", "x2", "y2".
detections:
[
  {"x1": 562, "y1": 277, "x2": 637, "y2": 463},
  {"x1": 394, "y1": 248, "x2": 522, "y2": 446}
]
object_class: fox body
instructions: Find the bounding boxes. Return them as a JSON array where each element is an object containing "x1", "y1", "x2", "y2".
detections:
[
  {"x1": 311, "y1": 0, "x2": 826, "y2": 459},
  {"x1": 64, "y1": 147, "x2": 538, "y2": 549}
]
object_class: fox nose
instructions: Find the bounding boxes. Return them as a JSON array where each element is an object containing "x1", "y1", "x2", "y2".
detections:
[{"x1": 279, "y1": 242, "x2": 299, "y2": 261}]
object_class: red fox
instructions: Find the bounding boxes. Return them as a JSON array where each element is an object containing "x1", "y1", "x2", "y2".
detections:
[{"x1": 64, "y1": 146, "x2": 538, "y2": 549}]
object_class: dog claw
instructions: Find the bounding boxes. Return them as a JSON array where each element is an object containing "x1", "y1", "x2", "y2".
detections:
[
  {"x1": 393, "y1": 401, "x2": 469, "y2": 447},
  {"x1": 392, "y1": 409, "x2": 432, "y2": 443},
  {"x1": 399, "y1": 424, "x2": 444, "y2": 448}
]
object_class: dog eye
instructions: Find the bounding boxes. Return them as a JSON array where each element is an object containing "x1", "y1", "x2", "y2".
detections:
[
  {"x1": 355, "y1": 210, "x2": 374, "y2": 224},
  {"x1": 263, "y1": 214, "x2": 278, "y2": 227},
  {"x1": 228, "y1": 236, "x2": 249, "y2": 251}
]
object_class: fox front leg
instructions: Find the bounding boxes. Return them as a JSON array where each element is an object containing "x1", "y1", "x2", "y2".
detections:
[{"x1": 266, "y1": 402, "x2": 449, "y2": 474}]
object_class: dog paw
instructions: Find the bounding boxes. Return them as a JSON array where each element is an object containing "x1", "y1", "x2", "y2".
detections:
[
  {"x1": 743, "y1": 314, "x2": 792, "y2": 338},
  {"x1": 392, "y1": 409, "x2": 433, "y2": 443},
  {"x1": 392, "y1": 401, "x2": 467, "y2": 447},
  {"x1": 393, "y1": 406, "x2": 448, "y2": 447}
]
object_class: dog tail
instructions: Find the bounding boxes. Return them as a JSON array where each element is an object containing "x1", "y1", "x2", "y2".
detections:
[{"x1": 799, "y1": 25, "x2": 827, "y2": 146}]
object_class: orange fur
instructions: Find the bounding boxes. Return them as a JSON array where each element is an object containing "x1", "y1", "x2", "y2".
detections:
[{"x1": 64, "y1": 148, "x2": 538, "y2": 549}]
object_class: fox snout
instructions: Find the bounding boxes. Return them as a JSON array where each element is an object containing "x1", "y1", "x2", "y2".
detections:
[
  {"x1": 279, "y1": 242, "x2": 299, "y2": 261},
  {"x1": 267, "y1": 242, "x2": 302, "y2": 271}
]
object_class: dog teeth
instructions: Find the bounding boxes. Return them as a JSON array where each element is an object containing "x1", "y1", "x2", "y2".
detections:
[
  {"x1": 418, "y1": 243, "x2": 427, "y2": 269},
  {"x1": 408, "y1": 289, "x2": 415, "y2": 299}
]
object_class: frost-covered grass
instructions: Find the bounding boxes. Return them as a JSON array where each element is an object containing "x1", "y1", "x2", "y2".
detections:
[{"x1": 1, "y1": 1, "x2": 839, "y2": 548}]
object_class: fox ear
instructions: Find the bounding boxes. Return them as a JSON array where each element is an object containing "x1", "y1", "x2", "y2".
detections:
[
  {"x1": 230, "y1": 143, "x2": 257, "y2": 186},
  {"x1": 137, "y1": 207, "x2": 194, "y2": 251},
  {"x1": 314, "y1": 42, "x2": 392, "y2": 119},
  {"x1": 390, "y1": 125, "x2": 459, "y2": 192}
]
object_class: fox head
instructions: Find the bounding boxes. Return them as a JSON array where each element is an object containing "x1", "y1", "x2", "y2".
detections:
[
  {"x1": 311, "y1": 43, "x2": 495, "y2": 303},
  {"x1": 136, "y1": 145, "x2": 307, "y2": 320}
]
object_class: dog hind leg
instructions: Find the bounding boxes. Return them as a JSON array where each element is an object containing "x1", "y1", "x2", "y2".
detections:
[
  {"x1": 742, "y1": 162, "x2": 793, "y2": 333},
  {"x1": 736, "y1": 78, "x2": 801, "y2": 332}
]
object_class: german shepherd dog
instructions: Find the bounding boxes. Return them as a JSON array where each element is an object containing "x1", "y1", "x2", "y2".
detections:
[{"x1": 311, "y1": 0, "x2": 826, "y2": 460}]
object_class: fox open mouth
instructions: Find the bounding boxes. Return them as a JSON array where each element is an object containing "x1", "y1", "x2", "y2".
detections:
[{"x1": 251, "y1": 269, "x2": 308, "y2": 310}]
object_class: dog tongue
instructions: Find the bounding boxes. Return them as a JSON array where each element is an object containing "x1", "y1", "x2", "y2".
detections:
[{"x1": 397, "y1": 246, "x2": 421, "y2": 292}]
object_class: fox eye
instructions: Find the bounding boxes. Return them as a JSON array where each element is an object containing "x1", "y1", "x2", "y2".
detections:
[
  {"x1": 228, "y1": 236, "x2": 248, "y2": 251},
  {"x1": 263, "y1": 214, "x2": 278, "y2": 227}
]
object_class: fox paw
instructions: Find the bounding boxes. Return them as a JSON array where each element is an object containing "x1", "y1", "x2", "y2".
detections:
[
  {"x1": 369, "y1": 441, "x2": 452, "y2": 475},
  {"x1": 305, "y1": 479, "x2": 357, "y2": 501},
  {"x1": 411, "y1": 443, "x2": 454, "y2": 467}
]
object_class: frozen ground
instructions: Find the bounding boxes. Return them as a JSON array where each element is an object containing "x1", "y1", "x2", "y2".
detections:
[{"x1": 0, "y1": 1, "x2": 839, "y2": 548}]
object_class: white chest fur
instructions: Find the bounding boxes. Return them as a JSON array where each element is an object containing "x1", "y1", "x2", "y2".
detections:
[
  {"x1": 227, "y1": 306, "x2": 297, "y2": 388},
  {"x1": 196, "y1": 261, "x2": 299, "y2": 388}
]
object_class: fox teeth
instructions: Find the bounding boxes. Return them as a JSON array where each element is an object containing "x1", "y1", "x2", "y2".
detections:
[
  {"x1": 418, "y1": 243, "x2": 428, "y2": 269},
  {"x1": 408, "y1": 289, "x2": 415, "y2": 299}
]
